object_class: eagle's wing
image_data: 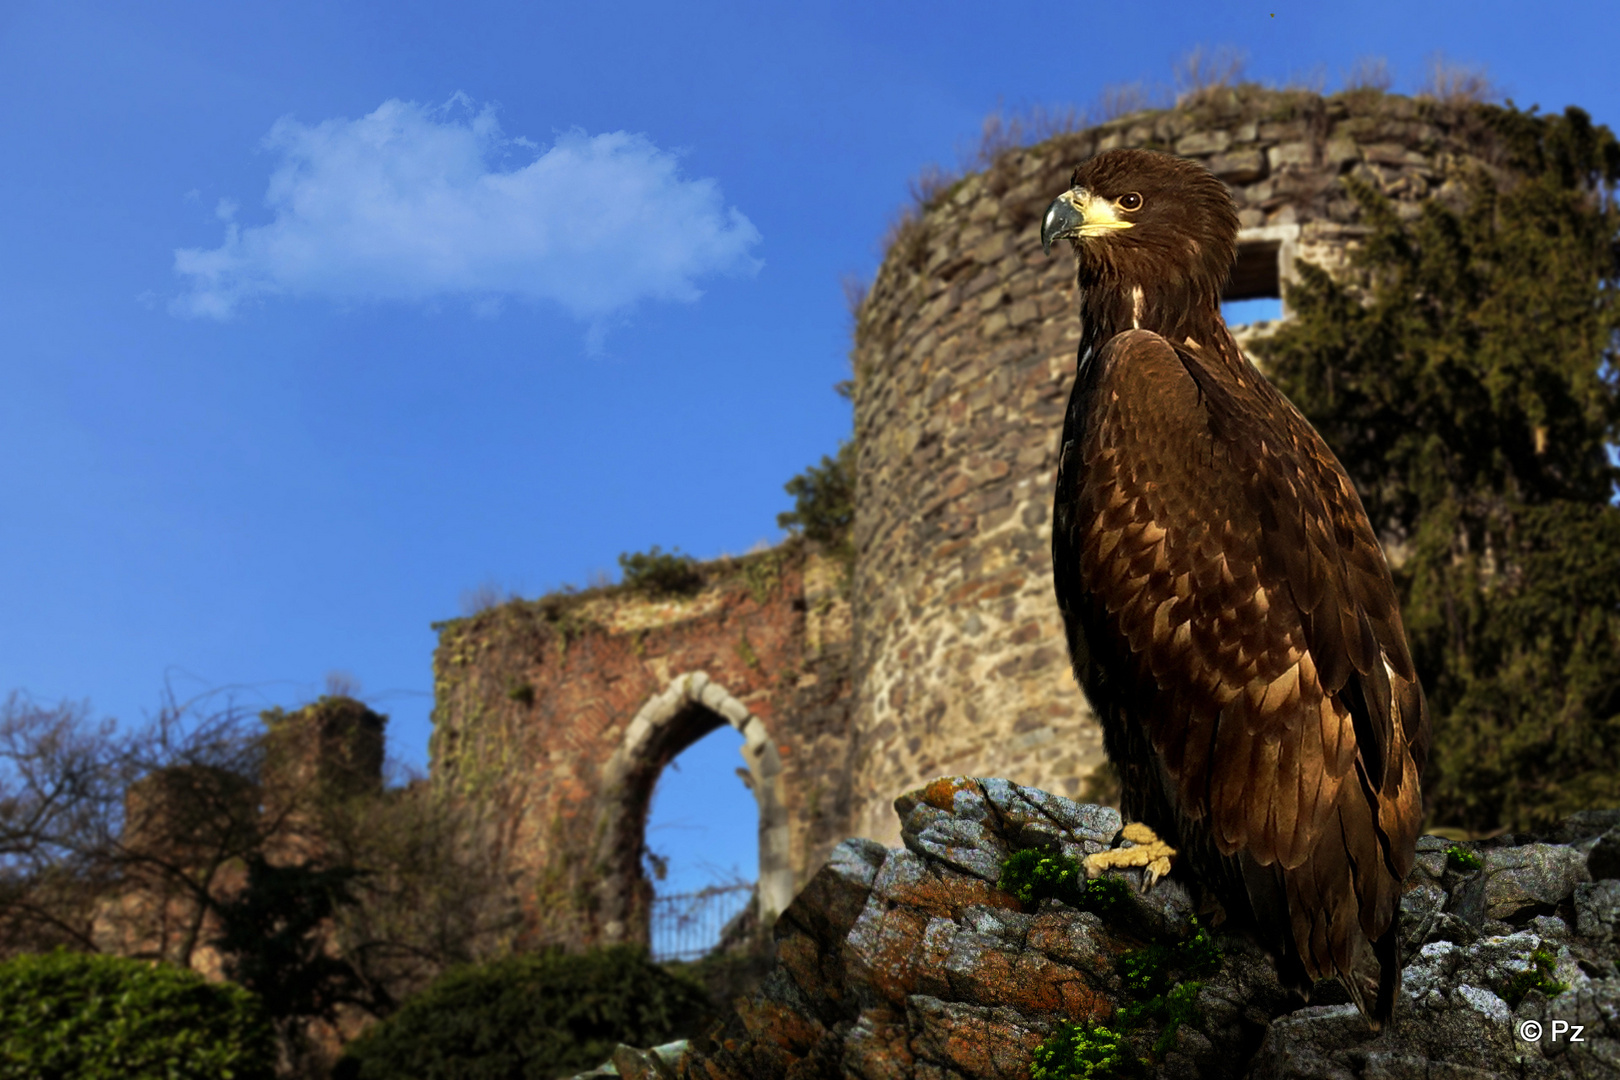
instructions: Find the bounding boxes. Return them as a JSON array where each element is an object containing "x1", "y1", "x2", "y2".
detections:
[{"x1": 1060, "y1": 328, "x2": 1428, "y2": 986}]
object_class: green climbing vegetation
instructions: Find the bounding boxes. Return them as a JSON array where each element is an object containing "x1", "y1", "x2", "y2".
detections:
[
  {"x1": 0, "y1": 949, "x2": 275, "y2": 1080},
  {"x1": 1252, "y1": 102, "x2": 1620, "y2": 835},
  {"x1": 334, "y1": 946, "x2": 712, "y2": 1080}
]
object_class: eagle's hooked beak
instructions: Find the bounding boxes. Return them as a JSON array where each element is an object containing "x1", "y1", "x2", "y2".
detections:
[
  {"x1": 1041, "y1": 187, "x2": 1133, "y2": 254},
  {"x1": 1042, "y1": 190, "x2": 1087, "y2": 255}
]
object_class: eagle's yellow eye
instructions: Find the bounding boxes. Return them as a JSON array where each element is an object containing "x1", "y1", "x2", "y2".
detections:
[{"x1": 1117, "y1": 192, "x2": 1143, "y2": 211}]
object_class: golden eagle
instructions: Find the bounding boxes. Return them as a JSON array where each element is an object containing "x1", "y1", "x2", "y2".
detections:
[{"x1": 1041, "y1": 149, "x2": 1429, "y2": 1028}]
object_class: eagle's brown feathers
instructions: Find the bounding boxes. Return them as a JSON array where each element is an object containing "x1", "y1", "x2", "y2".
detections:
[{"x1": 1045, "y1": 149, "x2": 1429, "y2": 1027}]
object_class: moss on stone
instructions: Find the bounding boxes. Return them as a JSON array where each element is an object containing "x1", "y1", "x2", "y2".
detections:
[
  {"x1": 995, "y1": 848, "x2": 1135, "y2": 917},
  {"x1": 1446, "y1": 844, "x2": 1483, "y2": 872},
  {"x1": 1003, "y1": 848, "x2": 1226, "y2": 1080},
  {"x1": 1029, "y1": 1022, "x2": 1146, "y2": 1080},
  {"x1": 1503, "y1": 945, "x2": 1567, "y2": 1007}
]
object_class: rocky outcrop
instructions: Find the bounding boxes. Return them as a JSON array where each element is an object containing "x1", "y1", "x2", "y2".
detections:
[{"x1": 582, "y1": 779, "x2": 1620, "y2": 1080}]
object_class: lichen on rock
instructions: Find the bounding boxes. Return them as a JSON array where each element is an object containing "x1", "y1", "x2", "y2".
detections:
[{"x1": 574, "y1": 780, "x2": 1620, "y2": 1079}]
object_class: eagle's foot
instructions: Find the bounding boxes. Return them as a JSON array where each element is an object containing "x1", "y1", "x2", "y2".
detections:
[{"x1": 1083, "y1": 822, "x2": 1177, "y2": 891}]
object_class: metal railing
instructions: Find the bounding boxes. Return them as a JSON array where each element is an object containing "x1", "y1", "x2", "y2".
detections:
[{"x1": 650, "y1": 883, "x2": 754, "y2": 962}]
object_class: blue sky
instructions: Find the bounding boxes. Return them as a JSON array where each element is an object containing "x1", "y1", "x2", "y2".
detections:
[{"x1": 3, "y1": 2, "x2": 1618, "y2": 896}]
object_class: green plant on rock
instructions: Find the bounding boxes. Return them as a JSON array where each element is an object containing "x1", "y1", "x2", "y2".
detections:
[
  {"x1": 1143, "y1": 981, "x2": 1205, "y2": 1057},
  {"x1": 1114, "y1": 922, "x2": 1220, "y2": 1058},
  {"x1": 1445, "y1": 844, "x2": 1483, "y2": 872},
  {"x1": 1503, "y1": 945, "x2": 1568, "y2": 1007},
  {"x1": 1002, "y1": 845, "x2": 1225, "y2": 1076},
  {"x1": 1030, "y1": 1022, "x2": 1146, "y2": 1080},
  {"x1": 997, "y1": 848, "x2": 1128, "y2": 914},
  {"x1": 741, "y1": 550, "x2": 783, "y2": 604},
  {"x1": 1118, "y1": 932, "x2": 1214, "y2": 995},
  {"x1": 0, "y1": 949, "x2": 275, "y2": 1080},
  {"x1": 618, "y1": 546, "x2": 705, "y2": 598}
]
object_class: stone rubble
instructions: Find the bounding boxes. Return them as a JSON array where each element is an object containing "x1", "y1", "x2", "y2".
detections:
[{"x1": 576, "y1": 778, "x2": 1620, "y2": 1080}]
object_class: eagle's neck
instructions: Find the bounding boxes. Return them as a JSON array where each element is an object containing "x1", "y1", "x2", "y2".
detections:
[{"x1": 1076, "y1": 264, "x2": 1244, "y2": 375}]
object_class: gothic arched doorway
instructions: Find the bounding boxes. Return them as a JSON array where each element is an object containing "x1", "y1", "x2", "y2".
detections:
[{"x1": 591, "y1": 673, "x2": 791, "y2": 948}]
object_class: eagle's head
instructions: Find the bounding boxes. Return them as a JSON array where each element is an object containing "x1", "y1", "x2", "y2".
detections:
[{"x1": 1042, "y1": 149, "x2": 1239, "y2": 344}]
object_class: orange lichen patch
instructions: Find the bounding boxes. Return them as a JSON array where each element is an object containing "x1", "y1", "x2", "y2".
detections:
[
  {"x1": 921, "y1": 775, "x2": 982, "y2": 811},
  {"x1": 880, "y1": 866, "x2": 1022, "y2": 920},
  {"x1": 733, "y1": 996, "x2": 825, "y2": 1054}
]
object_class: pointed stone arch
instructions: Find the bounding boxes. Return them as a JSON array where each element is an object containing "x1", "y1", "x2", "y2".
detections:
[{"x1": 592, "y1": 672, "x2": 791, "y2": 945}]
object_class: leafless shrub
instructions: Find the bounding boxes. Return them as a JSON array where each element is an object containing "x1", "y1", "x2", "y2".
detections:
[
  {"x1": 840, "y1": 273, "x2": 869, "y2": 320},
  {"x1": 1174, "y1": 44, "x2": 1249, "y2": 104},
  {"x1": 324, "y1": 671, "x2": 361, "y2": 699},
  {"x1": 0, "y1": 688, "x2": 267, "y2": 962},
  {"x1": 965, "y1": 103, "x2": 1085, "y2": 170},
  {"x1": 315, "y1": 766, "x2": 513, "y2": 1006},
  {"x1": 458, "y1": 581, "x2": 516, "y2": 616},
  {"x1": 1418, "y1": 52, "x2": 1496, "y2": 104},
  {"x1": 1283, "y1": 63, "x2": 1327, "y2": 94},
  {"x1": 1091, "y1": 81, "x2": 1163, "y2": 123},
  {"x1": 1342, "y1": 55, "x2": 1394, "y2": 93},
  {"x1": 0, "y1": 686, "x2": 504, "y2": 1014}
]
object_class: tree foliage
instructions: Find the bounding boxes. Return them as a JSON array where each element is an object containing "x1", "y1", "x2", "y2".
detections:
[
  {"x1": 777, "y1": 438, "x2": 855, "y2": 561},
  {"x1": 213, "y1": 855, "x2": 368, "y2": 1024},
  {"x1": 334, "y1": 946, "x2": 712, "y2": 1080},
  {"x1": 0, "y1": 949, "x2": 275, "y2": 1080},
  {"x1": 618, "y1": 545, "x2": 705, "y2": 597},
  {"x1": 1252, "y1": 103, "x2": 1620, "y2": 833}
]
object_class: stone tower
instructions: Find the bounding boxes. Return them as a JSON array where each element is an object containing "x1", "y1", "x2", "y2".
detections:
[
  {"x1": 427, "y1": 86, "x2": 1528, "y2": 942},
  {"x1": 845, "y1": 85, "x2": 1521, "y2": 845}
]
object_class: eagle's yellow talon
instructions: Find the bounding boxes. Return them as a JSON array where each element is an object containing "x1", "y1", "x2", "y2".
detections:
[{"x1": 1082, "y1": 823, "x2": 1177, "y2": 890}]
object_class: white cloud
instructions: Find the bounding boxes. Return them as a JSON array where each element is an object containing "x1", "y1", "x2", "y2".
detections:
[{"x1": 172, "y1": 96, "x2": 762, "y2": 322}]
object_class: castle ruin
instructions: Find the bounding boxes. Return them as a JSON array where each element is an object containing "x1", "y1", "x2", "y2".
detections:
[{"x1": 427, "y1": 86, "x2": 1531, "y2": 950}]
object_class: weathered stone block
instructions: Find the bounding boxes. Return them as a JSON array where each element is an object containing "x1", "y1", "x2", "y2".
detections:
[
  {"x1": 1484, "y1": 844, "x2": 1591, "y2": 920},
  {"x1": 1207, "y1": 149, "x2": 1266, "y2": 183},
  {"x1": 1576, "y1": 880, "x2": 1620, "y2": 941},
  {"x1": 1176, "y1": 130, "x2": 1231, "y2": 156}
]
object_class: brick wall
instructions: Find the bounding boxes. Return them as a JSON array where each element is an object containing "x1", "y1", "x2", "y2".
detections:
[{"x1": 428, "y1": 544, "x2": 853, "y2": 948}]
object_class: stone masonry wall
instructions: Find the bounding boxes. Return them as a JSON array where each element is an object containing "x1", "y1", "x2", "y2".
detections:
[
  {"x1": 847, "y1": 87, "x2": 1523, "y2": 846},
  {"x1": 428, "y1": 543, "x2": 854, "y2": 950},
  {"x1": 426, "y1": 89, "x2": 1533, "y2": 947}
]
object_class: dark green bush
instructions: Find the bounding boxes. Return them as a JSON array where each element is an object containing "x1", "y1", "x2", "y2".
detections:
[
  {"x1": 618, "y1": 546, "x2": 704, "y2": 598},
  {"x1": 336, "y1": 946, "x2": 711, "y2": 1080},
  {"x1": 0, "y1": 949, "x2": 274, "y2": 1080},
  {"x1": 1254, "y1": 103, "x2": 1620, "y2": 834},
  {"x1": 777, "y1": 439, "x2": 854, "y2": 562}
]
